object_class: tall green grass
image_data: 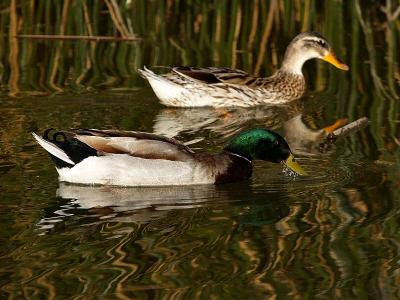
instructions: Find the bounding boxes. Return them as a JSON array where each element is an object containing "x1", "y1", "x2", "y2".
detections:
[{"x1": 0, "y1": 0, "x2": 398, "y2": 97}]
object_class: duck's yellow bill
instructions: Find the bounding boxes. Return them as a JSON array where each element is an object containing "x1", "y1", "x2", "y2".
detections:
[
  {"x1": 322, "y1": 52, "x2": 349, "y2": 71},
  {"x1": 285, "y1": 154, "x2": 307, "y2": 176}
]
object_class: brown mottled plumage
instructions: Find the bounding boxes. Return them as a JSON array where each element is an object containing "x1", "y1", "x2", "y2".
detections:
[{"x1": 138, "y1": 32, "x2": 348, "y2": 107}]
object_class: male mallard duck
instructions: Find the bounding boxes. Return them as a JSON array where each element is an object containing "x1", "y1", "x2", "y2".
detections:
[
  {"x1": 138, "y1": 32, "x2": 349, "y2": 107},
  {"x1": 32, "y1": 128, "x2": 306, "y2": 186}
]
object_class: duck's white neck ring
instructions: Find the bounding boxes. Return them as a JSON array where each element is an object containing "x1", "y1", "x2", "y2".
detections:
[{"x1": 225, "y1": 151, "x2": 252, "y2": 163}]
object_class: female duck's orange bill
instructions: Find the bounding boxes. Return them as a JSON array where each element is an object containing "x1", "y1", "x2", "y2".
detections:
[{"x1": 322, "y1": 52, "x2": 349, "y2": 71}]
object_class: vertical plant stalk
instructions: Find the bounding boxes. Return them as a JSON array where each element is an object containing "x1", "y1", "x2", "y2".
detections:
[
  {"x1": 301, "y1": 0, "x2": 311, "y2": 32},
  {"x1": 231, "y1": 4, "x2": 242, "y2": 68},
  {"x1": 385, "y1": 0, "x2": 399, "y2": 98},
  {"x1": 75, "y1": 1, "x2": 95, "y2": 85},
  {"x1": 354, "y1": 0, "x2": 391, "y2": 100},
  {"x1": 48, "y1": 0, "x2": 70, "y2": 92},
  {"x1": 214, "y1": 2, "x2": 222, "y2": 64},
  {"x1": 384, "y1": 1, "x2": 400, "y2": 142},
  {"x1": 104, "y1": 0, "x2": 133, "y2": 38},
  {"x1": 254, "y1": 0, "x2": 276, "y2": 75},
  {"x1": 8, "y1": 0, "x2": 19, "y2": 96},
  {"x1": 247, "y1": 0, "x2": 259, "y2": 66}
]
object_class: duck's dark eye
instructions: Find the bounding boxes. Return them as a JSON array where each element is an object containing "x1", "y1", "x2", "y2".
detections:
[
  {"x1": 275, "y1": 140, "x2": 280, "y2": 146},
  {"x1": 317, "y1": 40, "x2": 327, "y2": 48}
]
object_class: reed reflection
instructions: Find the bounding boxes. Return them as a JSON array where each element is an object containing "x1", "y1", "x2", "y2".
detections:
[{"x1": 15, "y1": 157, "x2": 400, "y2": 299}]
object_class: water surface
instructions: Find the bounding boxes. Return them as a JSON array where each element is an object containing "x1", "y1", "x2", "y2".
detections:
[{"x1": 1, "y1": 91, "x2": 399, "y2": 299}]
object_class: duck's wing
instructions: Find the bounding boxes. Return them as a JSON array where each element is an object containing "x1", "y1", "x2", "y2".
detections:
[
  {"x1": 169, "y1": 67, "x2": 259, "y2": 86},
  {"x1": 70, "y1": 129, "x2": 195, "y2": 161},
  {"x1": 33, "y1": 129, "x2": 195, "y2": 169}
]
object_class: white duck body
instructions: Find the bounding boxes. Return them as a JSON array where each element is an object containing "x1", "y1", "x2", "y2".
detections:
[
  {"x1": 57, "y1": 154, "x2": 211, "y2": 186},
  {"x1": 32, "y1": 129, "x2": 252, "y2": 186}
]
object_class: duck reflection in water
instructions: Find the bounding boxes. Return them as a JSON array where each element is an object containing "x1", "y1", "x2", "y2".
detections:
[
  {"x1": 153, "y1": 98, "x2": 348, "y2": 155},
  {"x1": 37, "y1": 182, "x2": 290, "y2": 234}
]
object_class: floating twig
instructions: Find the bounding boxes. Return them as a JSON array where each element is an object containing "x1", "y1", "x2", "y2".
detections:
[
  {"x1": 319, "y1": 117, "x2": 369, "y2": 152},
  {"x1": 328, "y1": 117, "x2": 369, "y2": 140}
]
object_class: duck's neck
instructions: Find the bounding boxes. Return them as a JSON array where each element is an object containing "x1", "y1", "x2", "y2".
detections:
[
  {"x1": 279, "y1": 47, "x2": 310, "y2": 75},
  {"x1": 214, "y1": 152, "x2": 252, "y2": 184}
]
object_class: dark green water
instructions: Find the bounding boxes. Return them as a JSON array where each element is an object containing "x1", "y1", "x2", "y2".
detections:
[
  {"x1": 1, "y1": 90, "x2": 399, "y2": 299},
  {"x1": 1, "y1": 0, "x2": 400, "y2": 299}
]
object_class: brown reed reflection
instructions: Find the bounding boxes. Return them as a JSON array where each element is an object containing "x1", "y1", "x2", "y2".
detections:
[
  {"x1": 2, "y1": 157, "x2": 399, "y2": 298},
  {"x1": 8, "y1": 0, "x2": 19, "y2": 96}
]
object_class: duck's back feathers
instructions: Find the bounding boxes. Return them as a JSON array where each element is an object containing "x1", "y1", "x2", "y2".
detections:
[
  {"x1": 71, "y1": 129, "x2": 194, "y2": 161},
  {"x1": 171, "y1": 67, "x2": 255, "y2": 85}
]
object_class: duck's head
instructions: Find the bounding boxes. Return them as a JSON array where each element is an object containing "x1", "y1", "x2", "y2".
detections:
[
  {"x1": 224, "y1": 128, "x2": 307, "y2": 176},
  {"x1": 281, "y1": 32, "x2": 349, "y2": 75}
]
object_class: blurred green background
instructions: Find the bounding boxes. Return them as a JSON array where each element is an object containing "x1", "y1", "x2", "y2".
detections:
[{"x1": 1, "y1": 0, "x2": 398, "y2": 97}]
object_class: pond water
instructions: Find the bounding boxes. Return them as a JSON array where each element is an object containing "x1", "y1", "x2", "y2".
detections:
[
  {"x1": 1, "y1": 1, "x2": 400, "y2": 299},
  {"x1": 1, "y1": 90, "x2": 399, "y2": 299}
]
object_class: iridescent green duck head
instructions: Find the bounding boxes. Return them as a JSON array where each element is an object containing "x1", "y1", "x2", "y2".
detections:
[
  {"x1": 281, "y1": 32, "x2": 349, "y2": 74},
  {"x1": 224, "y1": 128, "x2": 307, "y2": 175}
]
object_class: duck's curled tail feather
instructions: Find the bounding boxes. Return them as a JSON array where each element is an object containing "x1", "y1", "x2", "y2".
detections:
[
  {"x1": 32, "y1": 129, "x2": 98, "y2": 169},
  {"x1": 32, "y1": 132, "x2": 75, "y2": 166}
]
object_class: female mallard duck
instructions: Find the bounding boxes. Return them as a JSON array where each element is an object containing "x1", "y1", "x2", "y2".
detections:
[
  {"x1": 32, "y1": 128, "x2": 306, "y2": 186},
  {"x1": 138, "y1": 32, "x2": 349, "y2": 107}
]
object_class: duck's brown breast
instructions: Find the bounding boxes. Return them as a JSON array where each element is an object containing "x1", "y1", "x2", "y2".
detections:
[
  {"x1": 257, "y1": 71, "x2": 306, "y2": 100},
  {"x1": 194, "y1": 152, "x2": 252, "y2": 184}
]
